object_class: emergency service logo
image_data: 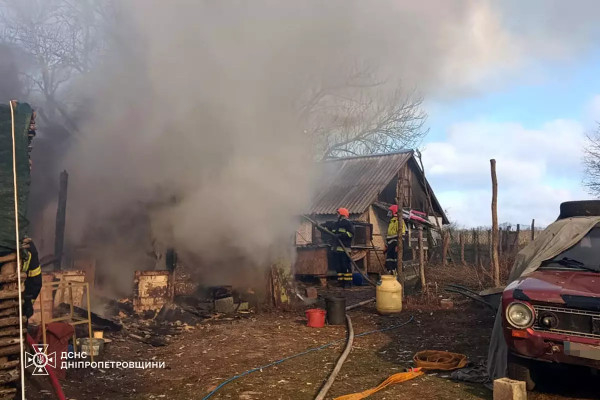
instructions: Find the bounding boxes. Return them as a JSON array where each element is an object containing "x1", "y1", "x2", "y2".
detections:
[{"x1": 25, "y1": 344, "x2": 56, "y2": 375}]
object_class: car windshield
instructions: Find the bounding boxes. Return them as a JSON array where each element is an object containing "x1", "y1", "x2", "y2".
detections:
[{"x1": 540, "y1": 227, "x2": 600, "y2": 272}]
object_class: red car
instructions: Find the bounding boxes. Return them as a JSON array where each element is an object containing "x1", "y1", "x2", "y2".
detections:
[{"x1": 502, "y1": 219, "x2": 600, "y2": 390}]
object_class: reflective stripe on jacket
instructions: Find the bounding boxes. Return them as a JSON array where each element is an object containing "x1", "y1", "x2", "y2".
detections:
[
  {"x1": 386, "y1": 217, "x2": 405, "y2": 241},
  {"x1": 22, "y1": 252, "x2": 41, "y2": 277}
]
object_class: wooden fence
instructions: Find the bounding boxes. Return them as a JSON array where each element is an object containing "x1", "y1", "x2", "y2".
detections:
[{"x1": 440, "y1": 222, "x2": 542, "y2": 267}]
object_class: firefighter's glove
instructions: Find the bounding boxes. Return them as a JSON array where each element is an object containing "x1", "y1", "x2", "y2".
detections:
[{"x1": 20, "y1": 237, "x2": 32, "y2": 250}]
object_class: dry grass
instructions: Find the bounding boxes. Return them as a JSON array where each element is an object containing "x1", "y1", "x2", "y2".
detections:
[
  {"x1": 402, "y1": 257, "x2": 514, "y2": 310},
  {"x1": 426, "y1": 257, "x2": 513, "y2": 290}
]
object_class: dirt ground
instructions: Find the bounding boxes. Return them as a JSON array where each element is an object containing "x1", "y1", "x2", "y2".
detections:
[{"x1": 24, "y1": 286, "x2": 599, "y2": 400}]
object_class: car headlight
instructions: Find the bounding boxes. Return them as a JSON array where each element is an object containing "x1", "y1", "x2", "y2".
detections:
[{"x1": 506, "y1": 302, "x2": 534, "y2": 329}]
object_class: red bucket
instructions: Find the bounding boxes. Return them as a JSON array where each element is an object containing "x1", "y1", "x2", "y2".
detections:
[{"x1": 305, "y1": 308, "x2": 326, "y2": 328}]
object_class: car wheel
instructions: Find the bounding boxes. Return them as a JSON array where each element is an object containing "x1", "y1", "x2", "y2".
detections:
[
  {"x1": 559, "y1": 200, "x2": 600, "y2": 219},
  {"x1": 507, "y1": 354, "x2": 536, "y2": 391}
]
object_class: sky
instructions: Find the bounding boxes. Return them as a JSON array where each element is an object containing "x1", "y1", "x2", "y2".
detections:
[
  {"x1": 6, "y1": 0, "x2": 600, "y2": 235},
  {"x1": 420, "y1": 5, "x2": 600, "y2": 229}
]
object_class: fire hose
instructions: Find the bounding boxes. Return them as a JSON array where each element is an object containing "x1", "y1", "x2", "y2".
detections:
[
  {"x1": 25, "y1": 334, "x2": 66, "y2": 400},
  {"x1": 301, "y1": 215, "x2": 377, "y2": 287},
  {"x1": 313, "y1": 314, "x2": 353, "y2": 400},
  {"x1": 200, "y1": 312, "x2": 414, "y2": 400}
]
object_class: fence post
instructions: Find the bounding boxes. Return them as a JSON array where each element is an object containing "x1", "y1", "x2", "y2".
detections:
[
  {"x1": 447, "y1": 230, "x2": 456, "y2": 264},
  {"x1": 474, "y1": 228, "x2": 479, "y2": 266},
  {"x1": 54, "y1": 170, "x2": 69, "y2": 271},
  {"x1": 395, "y1": 171, "x2": 404, "y2": 286},
  {"x1": 531, "y1": 219, "x2": 535, "y2": 241},
  {"x1": 418, "y1": 225, "x2": 426, "y2": 291},
  {"x1": 487, "y1": 229, "x2": 492, "y2": 269},
  {"x1": 490, "y1": 159, "x2": 500, "y2": 286},
  {"x1": 460, "y1": 232, "x2": 465, "y2": 265},
  {"x1": 442, "y1": 231, "x2": 449, "y2": 267},
  {"x1": 498, "y1": 227, "x2": 503, "y2": 258}
]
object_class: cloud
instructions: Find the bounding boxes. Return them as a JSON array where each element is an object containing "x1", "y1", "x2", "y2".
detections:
[
  {"x1": 423, "y1": 117, "x2": 590, "y2": 227},
  {"x1": 585, "y1": 95, "x2": 600, "y2": 124},
  {"x1": 434, "y1": 1, "x2": 600, "y2": 97}
]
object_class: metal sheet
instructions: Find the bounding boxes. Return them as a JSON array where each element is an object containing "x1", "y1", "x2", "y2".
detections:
[{"x1": 310, "y1": 151, "x2": 412, "y2": 215}]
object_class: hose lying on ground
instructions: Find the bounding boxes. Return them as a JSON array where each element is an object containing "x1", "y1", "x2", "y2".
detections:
[
  {"x1": 345, "y1": 298, "x2": 374, "y2": 311},
  {"x1": 334, "y1": 369, "x2": 424, "y2": 400},
  {"x1": 314, "y1": 314, "x2": 354, "y2": 400},
  {"x1": 201, "y1": 315, "x2": 414, "y2": 400},
  {"x1": 313, "y1": 298, "x2": 378, "y2": 400},
  {"x1": 333, "y1": 350, "x2": 469, "y2": 400},
  {"x1": 26, "y1": 334, "x2": 66, "y2": 400}
]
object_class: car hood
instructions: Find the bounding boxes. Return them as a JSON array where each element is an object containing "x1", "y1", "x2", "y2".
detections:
[{"x1": 507, "y1": 269, "x2": 600, "y2": 304}]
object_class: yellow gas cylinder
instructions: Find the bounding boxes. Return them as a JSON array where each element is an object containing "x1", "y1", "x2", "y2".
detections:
[{"x1": 376, "y1": 275, "x2": 403, "y2": 314}]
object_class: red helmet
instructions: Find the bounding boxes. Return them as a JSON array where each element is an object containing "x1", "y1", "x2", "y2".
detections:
[
  {"x1": 337, "y1": 208, "x2": 349, "y2": 218},
  {"x1": 388, "y1": 205, "x2": 398, "y2": 215}
]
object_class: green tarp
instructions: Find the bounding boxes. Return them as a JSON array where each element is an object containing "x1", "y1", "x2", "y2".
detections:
[{"x1": 0, "y1": 102, "x2": 33, "y2": 254}]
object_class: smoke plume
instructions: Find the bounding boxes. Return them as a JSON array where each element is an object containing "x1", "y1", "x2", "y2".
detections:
[{"x1": 46, "y1": 0, "x2": 600, "y2": 293}]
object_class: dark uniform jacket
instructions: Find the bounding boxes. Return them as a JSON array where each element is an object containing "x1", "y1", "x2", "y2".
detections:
[
  {"x1": 22, "y1": 241, "x2": 42, "y2": 318},
  {"x1": 324, "y1": 218, "x2": 355, "y2": 250}
]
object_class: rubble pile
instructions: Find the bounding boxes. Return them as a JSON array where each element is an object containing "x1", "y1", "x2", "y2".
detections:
[{"x1": 101, "y1": 285, "x2": 255, "y2": 348}]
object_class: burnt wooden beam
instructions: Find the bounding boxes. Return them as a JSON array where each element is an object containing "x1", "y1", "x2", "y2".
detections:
[
  {"x1": 56, "y1": 303, "x2": 122, "y2": 331},
  {"x1": 54, "y1": 170, "x2": 68, "y2": 271}
]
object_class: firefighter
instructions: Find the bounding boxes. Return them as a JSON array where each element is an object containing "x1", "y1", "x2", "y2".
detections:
[
  {"x1": 324, "y1": 208, "x2": 355, "y2": 287},
  {"x1": 20, "y1": 237, "x2": 42, "y2": 319},
  {"x1": 385, "y1": 205, "x2": 405, "y2": 274}
]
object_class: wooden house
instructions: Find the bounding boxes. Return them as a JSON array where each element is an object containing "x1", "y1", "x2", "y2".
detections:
[{"x1": 294, "y1": 150, "x2": 448, "y2": 279}]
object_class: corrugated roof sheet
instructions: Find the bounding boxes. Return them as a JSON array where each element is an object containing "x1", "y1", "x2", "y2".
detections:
[{"x1": 310, "y1": 151, "x2": 413, "y2": 215}]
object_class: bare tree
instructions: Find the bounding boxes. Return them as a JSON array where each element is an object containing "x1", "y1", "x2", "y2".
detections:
[
  {"x1": 300, "y1": 66, "x2": 428, "y2": 159},
  {"x1": 0, "y1": 0, "x2": 113, "y2": 131},
  {"x1": 584, "y1": 126, "x2": 600, "y2": 197}
]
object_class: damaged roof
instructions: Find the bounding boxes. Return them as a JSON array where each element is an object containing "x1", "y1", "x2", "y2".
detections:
[
  {"x1": 310, "y1": 150, "x2": 413, "y2": 215},
  {"x1": 309, "y1": 150, "x2": 449, "y2": 224}
]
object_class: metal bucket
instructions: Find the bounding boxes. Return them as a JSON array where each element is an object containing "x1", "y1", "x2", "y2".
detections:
[{"x1": 77, "y1": 338, "x2": 104, "y2": 357}]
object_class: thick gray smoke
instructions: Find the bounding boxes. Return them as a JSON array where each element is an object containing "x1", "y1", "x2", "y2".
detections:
[
  {"x1": 70, "y1": 0, "x2": 479, "y2": 292},
  {"x1": 0, "y1": 44, "x2": 24, "y2": 100},
  {"x1": 51, "y1": 0, "x2": 600, "y2": 294}
]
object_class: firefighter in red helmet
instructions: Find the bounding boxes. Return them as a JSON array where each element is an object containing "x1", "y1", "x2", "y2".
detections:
[
  {"x1": 385, "y1": 205, "x2": 405, "y2": 274},
  {"x1": 323, "y1": 208, "x2": 355, "y2": 287}
]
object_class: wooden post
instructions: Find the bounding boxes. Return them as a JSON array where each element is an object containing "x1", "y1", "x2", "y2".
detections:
[
  {"x1": 474, "y1": 228, "x2": 479, "y2": 266},
  {"x1": 442, "y1": 231, "x2": 449, "y2": 267},
  {"x1": 487, "y1": 229, "x2": 491, "y2": 268},
  {"x1": 487, "y1": 229, "x2": 494, "y2": 268},
  {"x1": 54, "y1": 170, "x2": 69, "y2": 271},
  {"x1": 459, "y1": 232, "x2": 465, "y2": 265},
  {"x1": 395, "y1": 171, "x2": 404, "y2": 285},
  {"x1": 531, "y1": 219, "x2": 535, "y2": 241},
  {"x1": 418, "y1": 225, "x2": 425, "y2": 291},
  {"x1": 514, "y1": 224, "x2": 520, "y2": 253},
  {"x1": 490, "y1": 159, "x2": 500, "y2": 286},
  {"x1": 498, "y1": 227, "x2": 503, "y2": 258}
]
